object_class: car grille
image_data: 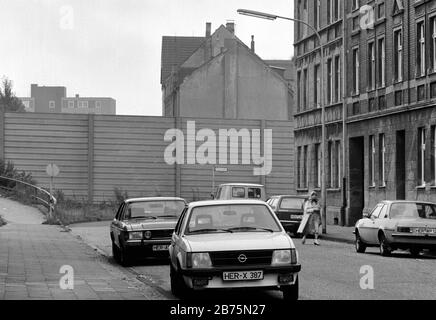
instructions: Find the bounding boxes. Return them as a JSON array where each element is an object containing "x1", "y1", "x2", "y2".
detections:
[
  {"x1": 149, "y1": 229, "x2": 173, "y2": 239},
  {"x1": 210, "y1": 250, "x2": 273, "y2": 267}
]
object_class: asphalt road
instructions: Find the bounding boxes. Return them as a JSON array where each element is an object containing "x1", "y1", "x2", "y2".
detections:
[{"x1": 70, "y1": 221, "x2": 436, "y2": 300}]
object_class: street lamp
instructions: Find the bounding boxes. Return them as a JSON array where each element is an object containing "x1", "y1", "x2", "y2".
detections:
[{"x1": 238, "y1": 9, "x2": 327, "y2": 234}]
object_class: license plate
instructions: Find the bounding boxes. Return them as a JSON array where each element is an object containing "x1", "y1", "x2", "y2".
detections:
[
  {"x1": 291, "y1": 215, "x2": 302, "y2": 220},
  {"x1": 223, "y1": 271, "x2": 264, "y2": 282},
  {"x1": 152, "y1": 245, "x2": 169, "y2": 251}
]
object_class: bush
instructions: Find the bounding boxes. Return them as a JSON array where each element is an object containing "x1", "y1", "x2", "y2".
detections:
[{"x1": 0, "y1": 159, "x2": 37, "y2": 205}]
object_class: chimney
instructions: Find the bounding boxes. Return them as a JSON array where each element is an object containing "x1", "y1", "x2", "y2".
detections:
[
  {"x1": 226, "y1": 21, "x2": 235, "y2": 34},
  {"x1": 251, "y1": 35, "x2": 255, "y2": 53},
  {"x1": 206, "y1": 22, "x2": 212, "y2": 37},
  {"x1": 75, "y1": 94, "x2": 79, "y2": 98}
]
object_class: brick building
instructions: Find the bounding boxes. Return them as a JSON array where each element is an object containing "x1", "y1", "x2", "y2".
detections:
[
  {"x1": 294, "y1": 0, "x2": 436, "y2": 226},
  {"x1": 161, "y1": 22, "x2": 294, "y2": 120}
]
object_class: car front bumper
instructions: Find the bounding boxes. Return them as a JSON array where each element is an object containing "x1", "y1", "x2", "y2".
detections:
[{"x1": 180, "y1": 264, "x2": 301, "y2": 290}]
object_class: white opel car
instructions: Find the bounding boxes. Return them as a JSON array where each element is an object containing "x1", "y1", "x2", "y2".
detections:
[{"x1": 169, "y1": 200, "x2": 301, "y2": 300}]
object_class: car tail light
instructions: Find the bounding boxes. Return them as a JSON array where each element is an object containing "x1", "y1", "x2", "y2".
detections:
[{"x1": 290, "y1": 249, "x2": 297, "y2": 265}]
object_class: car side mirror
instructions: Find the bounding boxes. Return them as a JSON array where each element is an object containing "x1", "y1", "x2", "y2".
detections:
[
  {"x1": 210, "y1": 193, "x2": 215, "y2": 200},
  {"x1": 363, "y1": 212, "x2": 371, "y2": 219}
]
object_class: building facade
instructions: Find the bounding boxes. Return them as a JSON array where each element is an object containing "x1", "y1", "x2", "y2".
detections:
[
  {"x1": 19, "y1": 84, "x2": 116, "y2": 115},
  {"x1": 294, "y1": 0, "x2": 436, "y2": 226},
  {"x1": 161, "y1": 23, "x2": 294, "y2": 120}
]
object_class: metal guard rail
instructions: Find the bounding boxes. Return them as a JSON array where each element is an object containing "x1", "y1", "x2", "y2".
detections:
[{"x1": 0, "y1": 176, "x2": 57, "y2": 212}]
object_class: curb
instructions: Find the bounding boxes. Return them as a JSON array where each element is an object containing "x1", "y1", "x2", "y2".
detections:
[{"x1": 319, "y1": 235, "x2": 355, "y2": 245}]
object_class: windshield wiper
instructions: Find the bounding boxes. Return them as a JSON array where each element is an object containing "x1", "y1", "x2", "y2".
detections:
[
  {"x1": 189, "y1": 228, "x2": 234, "y2": 234},
  {"x1": 157, "y1": 215, "x2": 178, "y2": 219},
  {"x1": 226, "y1": 227, "x2": 274, "y2": 233},
  {"x1": 130, "y1": 216, "x2": 157, "y2": 220}
]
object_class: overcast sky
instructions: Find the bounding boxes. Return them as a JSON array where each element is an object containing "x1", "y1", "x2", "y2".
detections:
[{"x1": 0, "y1": 0, "x2": 294, "y2": 116}]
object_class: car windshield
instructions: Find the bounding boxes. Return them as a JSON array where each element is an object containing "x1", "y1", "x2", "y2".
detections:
[
  {"x1": 390, "y1": 203, "x2": 436, "y2": 220},
  {"x1": 125, "y1": 200, "x2": 185, "y2": 220},
  {"x1": 186, "y1": 204, "x2": 281, "y2": 234},
  {"x1": 280, "y1": 198, "x2": 305, "y2": 210}
]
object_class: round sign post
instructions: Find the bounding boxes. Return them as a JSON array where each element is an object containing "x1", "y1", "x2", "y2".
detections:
[{"x1": 46, "y1": 164, "x2": 60, "y2": 220}]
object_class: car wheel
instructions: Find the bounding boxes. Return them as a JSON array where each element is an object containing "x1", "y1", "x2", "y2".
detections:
[
  {"x1": 379, "y1": 233, "x2": 392, "y2": 257},
  {"x1": 112, "y1": 241, "x2": 120, "y2": 262},
  {"x1": 119, "y1": 245, "x2": 131, "y2": 267},
  {"x1": 282, "y1": 276, "x2": 299, "y2": 301},
  {"x1": 410, "y1": 248, "x2": 421, "y2": 257},
  {"x1": 170, "y1": 262, "x2": 190, "y2": 299},
  {"x1": 355, "y1": 231, "x2": 366, "y2": 253}
]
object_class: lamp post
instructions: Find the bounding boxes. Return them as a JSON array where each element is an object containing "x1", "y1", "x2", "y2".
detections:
[{"x1": 237, "y1": 9, "x2": 327, "y2": 234}]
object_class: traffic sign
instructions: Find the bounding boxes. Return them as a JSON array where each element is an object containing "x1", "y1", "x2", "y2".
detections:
[{"x1": 46, "y1": 163, "x2": 60, "y2": 177}]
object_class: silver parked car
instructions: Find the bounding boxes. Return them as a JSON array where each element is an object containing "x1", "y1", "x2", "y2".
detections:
[
  {"x1": 169, "y1": 200, "x2": 301, "y2": 300},
  {"x1": 354, "y1": 200, "x2": 436, "y2": 257}
]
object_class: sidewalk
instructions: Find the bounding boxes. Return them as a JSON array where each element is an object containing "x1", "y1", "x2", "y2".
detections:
[
  {"x1": 320, "y1": 225, "x2": 355, "y2": 244},
  {"x1": 0, "y1": 198, "x2": 167, "y2": 300}
]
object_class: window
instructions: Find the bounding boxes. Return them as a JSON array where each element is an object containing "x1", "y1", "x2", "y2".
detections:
[
  {"x1": 379, "y1": 134, "x2": 386, "y2": 187},
  {"x1": 328, "y1": 142, "x2": 333, "y2": 187},
  {"x1": 335, "y1": 141, "x2": 341, "y2": 188},
  {"x1": 394, "y1": 29, "x2": 403, "y2": 82},
  {"x1": 96, "y1": 101, "x2": 101, "y2": 109},
  {"x1": 379, "y1": 95, "x2": 386, "y2": 110},
  {"x1": 368, "y1": 42, "x2": 376, "y2": 90},
  {"x1": 49, "y1": 101, "x2": 55, "y2": 109},
  {"x1": 334, "y1": 55, "x2": 341, "y2": 102},
  {"x1": 314, "y1": 0, "x2": 320, "y2": 29},
  {"x1": 378, "y1": 37, "x2": 386, "y2": 87},
  {"x1": 314, "y1": 143, "x2": 321, "y2": 188},
  {"x1": 327, "y1": 0, "x2": 331, "y2": 24},
  {"x1": 297, "y1": 146, "x2": 302, "y2": 188},
  {"x1": 395, "y1": 90, "x2": 403, "y2": 106},
  {"x1": 352, "y1": 0, "x2": 359, "y2": 11},
  {"x1": 68, "y1": 100, "x2": 74, "y2": 108},
  {"x1": 232, "y1": 187, "x2": 246, "y2": 198},
  {"x1": 377, "y1": 3, "x2": 385, "y2": 20},
  {"x1": 369, "y1": 135, "x2": 376, "y2": 187},
  {"x1": 303, "y1": 68, "x2": 308, "y2": 110},
  {"x1": 297, "y1": 71, "x2": 301, "y2": 112},
  {"x1": 303, "y1": 145, "x2": 308, "y2": 189},
  {"x1": 333, "y1": 0, "x2": 340, "y2": 22},
  {"x1": 417, "y1": 21, "x2": 426, "y2": 77},
  {"x1": 352, "y1": 47, "x2": 360, "y2": 94},
  {"x1": 418, "y1": 127, "x2": 426, "y2": 187},
  {"x1": 314, "y1": 64, "x2": 320, "y2": 108},
  {"x1": 432, "y1": 17, "x2": 436, "y2": 72},
  {"x1": 417, "y1": 85, "x2": 426, "y2": 101},
  {"x1": 327, "y1": 58, "x2": 333, "y2": 104}
]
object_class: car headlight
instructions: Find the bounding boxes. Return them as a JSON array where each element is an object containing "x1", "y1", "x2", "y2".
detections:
[
  {"x1": 129, "y1": 231, "x2": 143, "y2": 240},
  {"x1": 189, "y1": 253, "x2": 212, "y2": 269},
  {"x1": 272, "y1": 249, "x2": 297, "y2": 266}
]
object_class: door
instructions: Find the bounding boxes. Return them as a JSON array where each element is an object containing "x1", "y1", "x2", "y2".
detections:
[
  {"x1": 359, "y1": 204, "x2": 383, "y2": 243},
  {"x1": 349, "y1": 137, "x2": 365, "y2": 225},
  {"x1": 396, "y1": 130, "x2": 406, "y2": 200},
  {"x1": 367, "y1": 204, "x2": 389, "y2": 244}
]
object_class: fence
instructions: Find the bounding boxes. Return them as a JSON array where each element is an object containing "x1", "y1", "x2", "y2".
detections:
[{"x1": 0, "y1": 112, "x2": 295, "y2": 203}]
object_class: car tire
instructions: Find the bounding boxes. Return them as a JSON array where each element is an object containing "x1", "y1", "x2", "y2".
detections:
[
  {"x1": 282, "y1": 277, "x2": 299, "y2": 301},
  {"x1": 170, "y1": 262, "x2": 191, "y2": 299},
  {"x1": 410, "y1": 248, "x2": 421, "y2": 257},
  {"x1": 379, "y1": 233, "x2": 392, "y2": 257},
  {"x1": 119, "y1": 245, "x2": 131, "y2": 267},
  {"x1": 355, "y1": 232, "x2": 366, "y2": 253}
]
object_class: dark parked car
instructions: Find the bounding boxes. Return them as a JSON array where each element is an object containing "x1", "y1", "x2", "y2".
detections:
[
  {"x1": 110, "y1": 197, "x2": 187, "y2": 266},
  {"x1": 267, "y1": 195, "x2": 307, "y2": 235}
]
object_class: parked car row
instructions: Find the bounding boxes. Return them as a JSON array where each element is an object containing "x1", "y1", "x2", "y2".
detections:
[
  {"x1": 109, "y1": 184, "x2": 302, "y2": 300},
  {"x1": 109, "y1": 183, "x2": 436, "y2": 301}
]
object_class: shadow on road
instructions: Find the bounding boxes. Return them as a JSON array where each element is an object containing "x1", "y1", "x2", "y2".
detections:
[{"x1": 363, "y1": 250, "x2": 436, "y2": 260}]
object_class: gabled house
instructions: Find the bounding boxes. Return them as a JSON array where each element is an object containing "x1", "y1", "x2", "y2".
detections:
[{"x1": 161, "y1": 22, "x2": 293, "y2": 120}]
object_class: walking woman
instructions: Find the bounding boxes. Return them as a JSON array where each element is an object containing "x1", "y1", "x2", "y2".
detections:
[{"x1": 298, "y1": 191, "x2": 322, "y2": 246}]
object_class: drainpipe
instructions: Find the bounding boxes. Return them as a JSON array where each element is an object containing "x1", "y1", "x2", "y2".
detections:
[{"x1": 341, "y1": 1, "x2": 348, "y2": 226}]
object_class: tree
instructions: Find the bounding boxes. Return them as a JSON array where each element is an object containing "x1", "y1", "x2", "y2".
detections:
[{"x1": 0, "y1": 77, "x2": 26, "y2": 112}]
